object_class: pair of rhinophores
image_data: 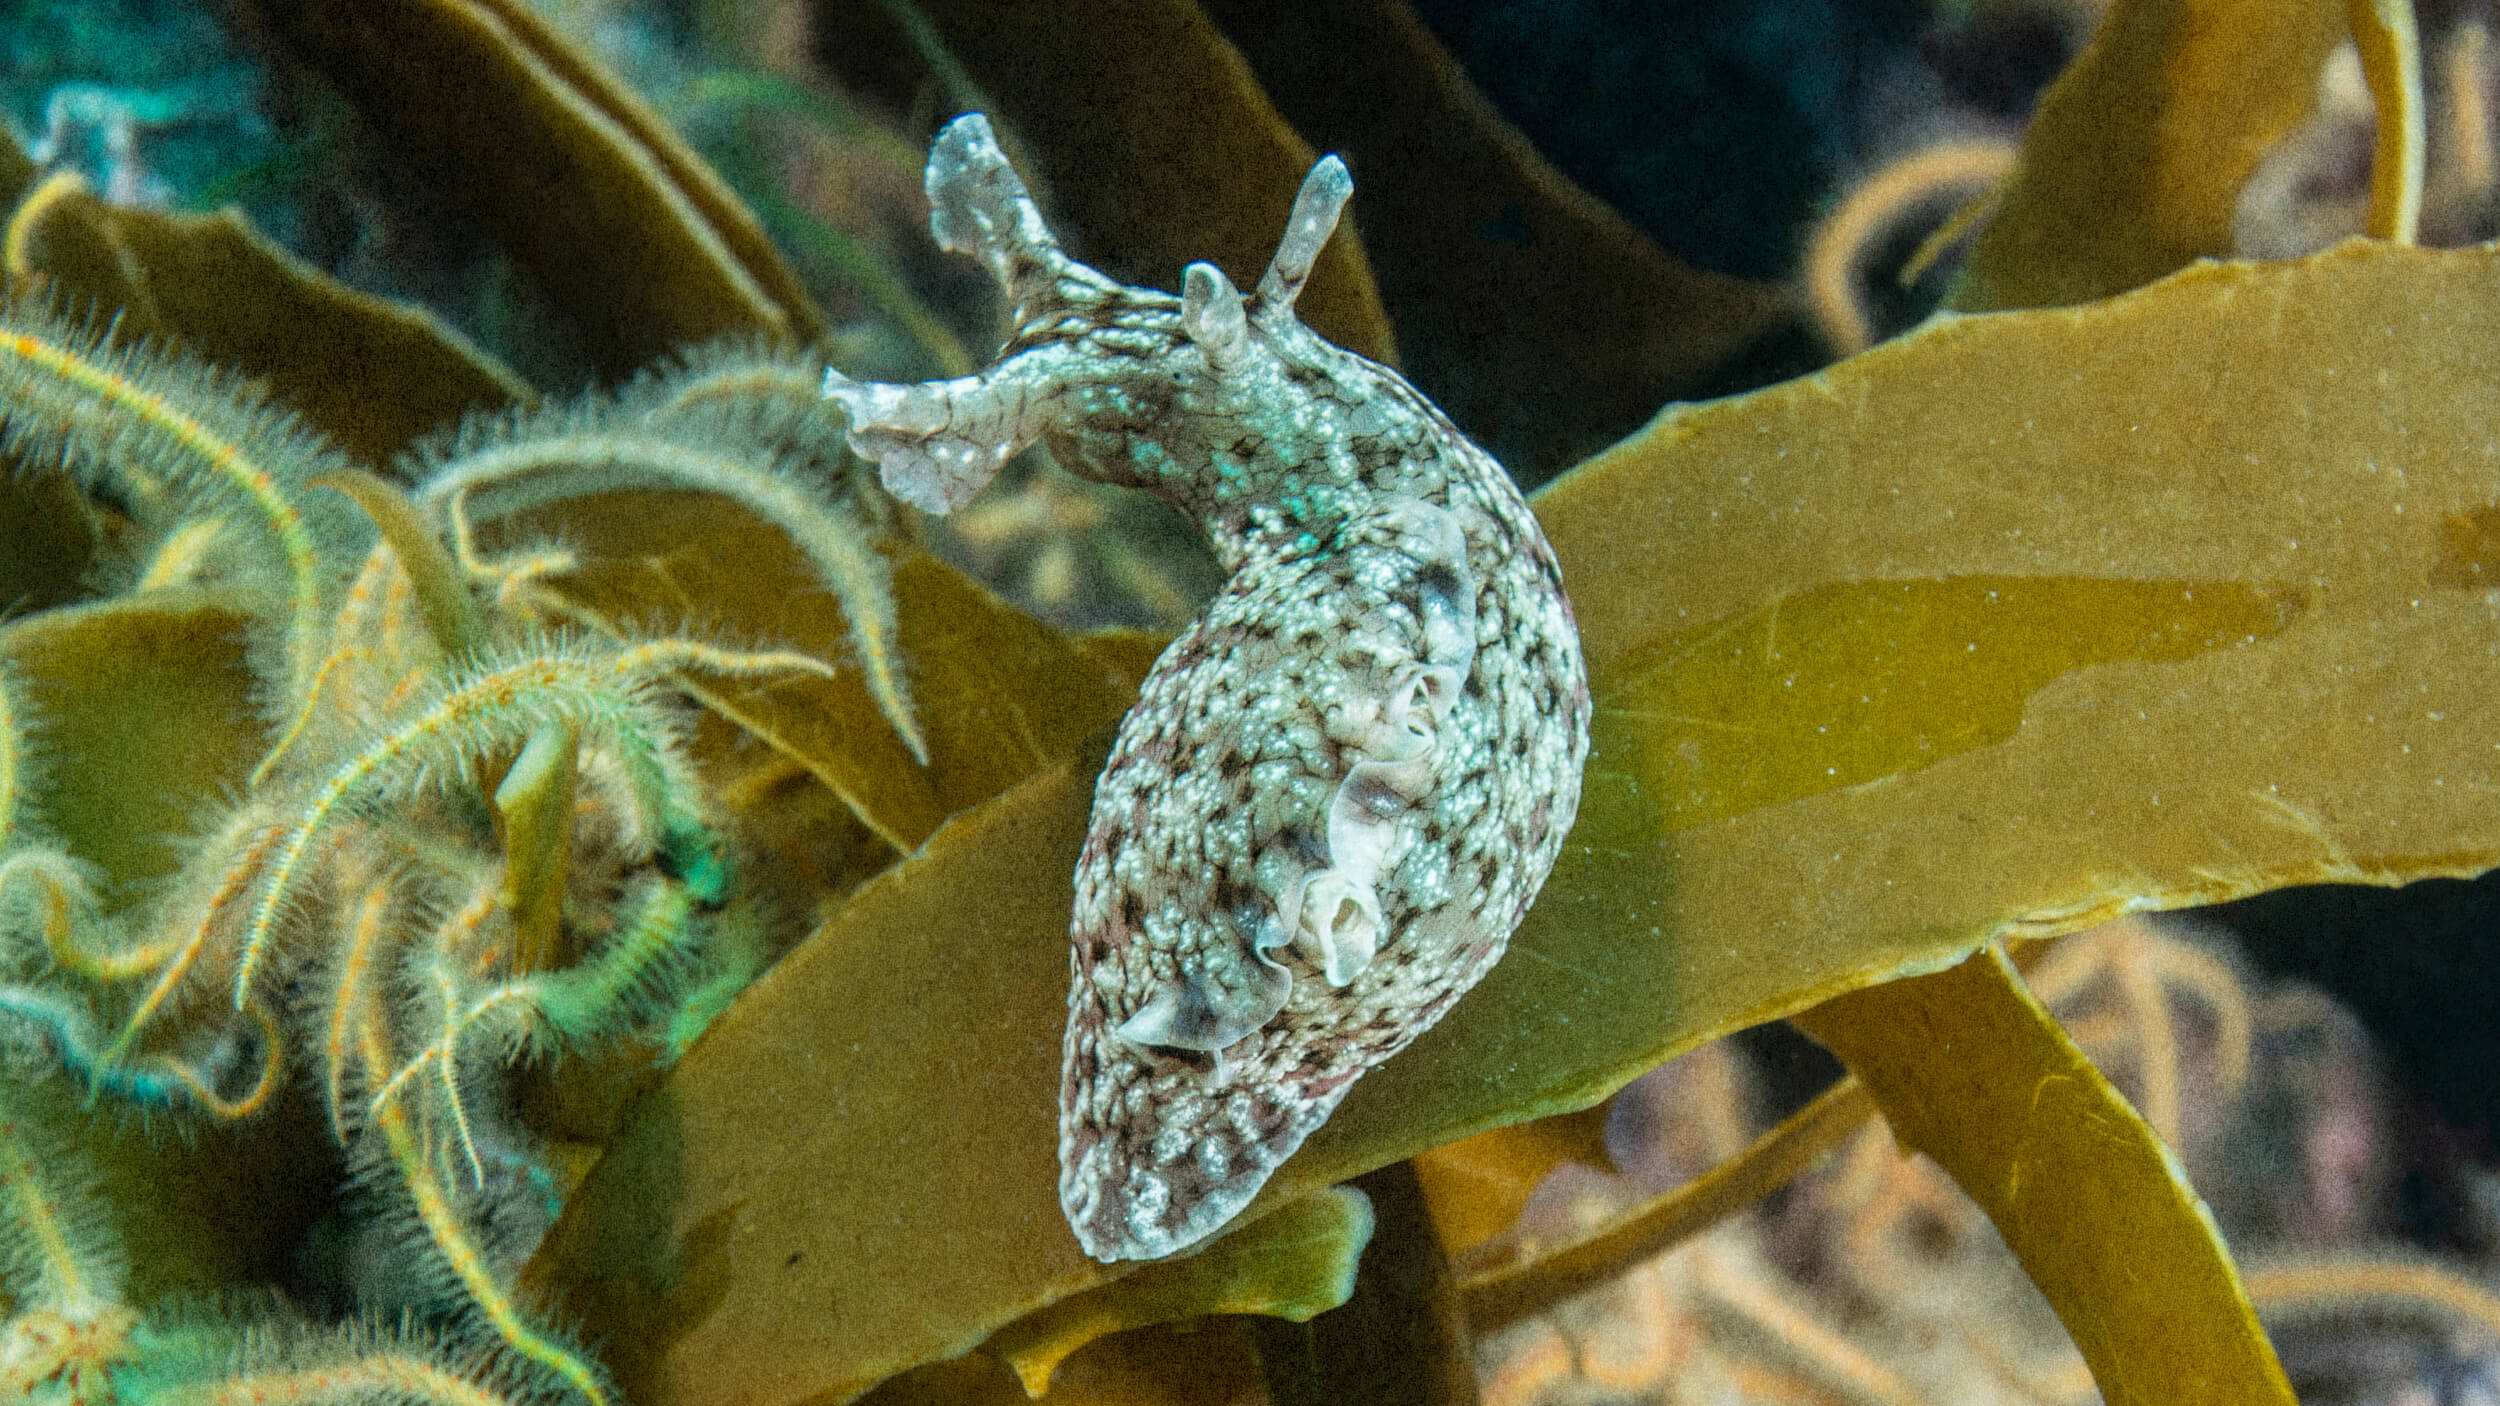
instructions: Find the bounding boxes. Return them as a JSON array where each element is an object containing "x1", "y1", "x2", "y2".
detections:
[{"x1": 824, "y1": 114, "x2": 1590, "y2": 1262}]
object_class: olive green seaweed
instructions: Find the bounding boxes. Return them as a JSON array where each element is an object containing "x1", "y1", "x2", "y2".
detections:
[{"x1": 0, "y1": 2, "x2": 2480, "y2": 1405}]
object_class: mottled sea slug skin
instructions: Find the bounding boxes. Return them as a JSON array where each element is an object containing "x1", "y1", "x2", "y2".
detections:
[{"x1": 825, "y1": 114, "x2": 1591, "y2": 1262}]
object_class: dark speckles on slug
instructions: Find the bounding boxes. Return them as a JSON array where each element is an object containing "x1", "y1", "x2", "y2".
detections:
[{"x1": 824, "y1": 113, "x2": 1590, "y2": 1262}]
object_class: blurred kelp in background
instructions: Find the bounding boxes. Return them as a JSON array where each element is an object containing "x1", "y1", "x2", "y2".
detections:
[{"x1": 4, "y1": 0, "x2": 2500, "y2": 1403}]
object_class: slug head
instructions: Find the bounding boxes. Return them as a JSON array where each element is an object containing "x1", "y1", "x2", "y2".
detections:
[{"x1": 823, "y1": 113, "x2": 1363, "y2": 529}]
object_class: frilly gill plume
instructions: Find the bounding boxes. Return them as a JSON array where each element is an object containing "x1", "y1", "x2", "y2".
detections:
[{"x1": 824, "y1": 115, "x2": 1590, "y2": 1261}]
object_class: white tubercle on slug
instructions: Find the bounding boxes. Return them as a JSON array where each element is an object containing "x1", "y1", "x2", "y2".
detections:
[{"x1": 824, "y1": 114, "x2": 1590, "y2": 1262}]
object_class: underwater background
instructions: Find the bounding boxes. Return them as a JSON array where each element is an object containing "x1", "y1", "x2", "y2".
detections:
[{"x1": 4, "y1": 0, "x2": 2500, "y2": 1402}]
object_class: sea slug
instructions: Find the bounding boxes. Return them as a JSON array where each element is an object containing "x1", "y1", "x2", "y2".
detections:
[{"x1": 824, "y1": 114, "x2": 1590, "y2": 1262}]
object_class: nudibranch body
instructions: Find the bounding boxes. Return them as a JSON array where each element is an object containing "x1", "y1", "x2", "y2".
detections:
[{"x1": 825, "y1": 114, "x2": 1590, "y2": 1262}]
